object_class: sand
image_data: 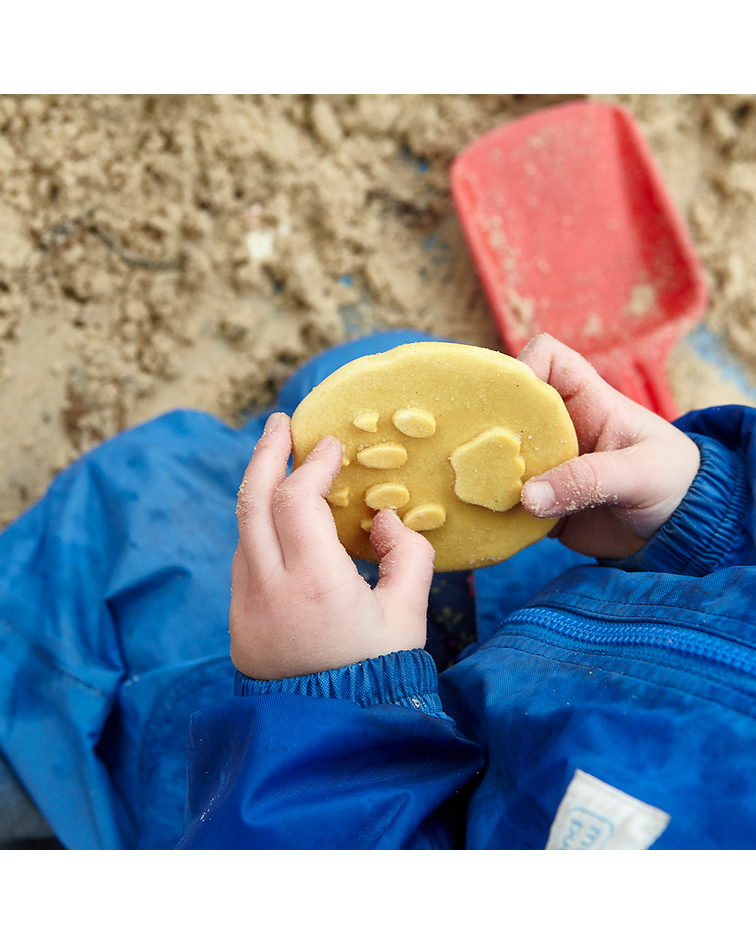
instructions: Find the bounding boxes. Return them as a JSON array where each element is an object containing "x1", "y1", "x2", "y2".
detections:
[{"x1": 1, "y1": 93, "x2": 755, "y2": 528}]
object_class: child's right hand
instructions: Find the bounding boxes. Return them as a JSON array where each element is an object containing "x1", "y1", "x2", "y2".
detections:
[{"x1": 518, "y1": 334, "x2": 701, "y2": 559}]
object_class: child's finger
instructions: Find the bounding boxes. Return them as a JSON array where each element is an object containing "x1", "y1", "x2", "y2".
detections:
[
  {"x1": 518, "y1": 333, "x2": 647, "y2": 452},
  {"x1": 521, "y1": 438, "x2": 686, "y2": 539},
  {"x1": 231, "y1": 542, "x2": 249, "y2": 593},
  {"x1": 236, "y1": 412, "x2": 292, "y2": 568},
  {"x1": 370, "y1": 509, "x2": 435, "y2": 630},
  {"x1": 271, "y1": 436, "x2": 347, "y2": 570},
  {"x1": 522, "y1": 447, "x2": 645, "y2": 516}
]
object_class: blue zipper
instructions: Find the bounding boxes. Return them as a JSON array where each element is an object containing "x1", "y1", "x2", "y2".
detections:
[{"x1": 505, "y1": 606, "x2": 756, "y2": 678}]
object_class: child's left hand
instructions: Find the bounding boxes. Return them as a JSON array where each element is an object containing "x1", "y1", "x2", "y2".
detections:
[{"x1": 230, "y1": 412, "x2": 435, "y2": 680}]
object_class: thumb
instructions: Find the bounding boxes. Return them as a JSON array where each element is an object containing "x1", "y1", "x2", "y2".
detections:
[
  {"x1": 370, "y1": 509, "x2": 435, "y2": 626},
  {"x1": 521, "y1": 441, "x2": 672, "y2": 539}
]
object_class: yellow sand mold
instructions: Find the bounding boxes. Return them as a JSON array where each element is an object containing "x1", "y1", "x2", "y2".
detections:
[{"x1": 291, "y1": 342, "x2": 578, "y2": 571}]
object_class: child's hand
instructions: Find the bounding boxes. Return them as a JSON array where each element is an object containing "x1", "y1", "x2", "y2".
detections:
[
  {"x1": 230, "y1": 412, "x2": 435, "y2": 680},
  {"x1": 518, "y1": 334, "x2": 701, "y2": 559}
]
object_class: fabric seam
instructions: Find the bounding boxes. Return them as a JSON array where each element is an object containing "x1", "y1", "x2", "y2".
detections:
[{"x1": 483, "y1": 630, "x2": 756, "y2": 719}]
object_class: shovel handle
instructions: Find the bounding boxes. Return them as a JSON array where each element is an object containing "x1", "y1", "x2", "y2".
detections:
[{"x1": 596, "y1": 357, "x2": 679, "y2": 422}]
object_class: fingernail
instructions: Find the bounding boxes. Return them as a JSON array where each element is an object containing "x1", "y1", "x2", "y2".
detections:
[
  {"x1": 525, "y1": 479, "x2": 556, "y2": 512},
  {"x1": 304, "y1": 437, "x2": 342, "y2": 466},
  {"x1": 264, "y1": 413, "x2": 283, "y2": 434}
]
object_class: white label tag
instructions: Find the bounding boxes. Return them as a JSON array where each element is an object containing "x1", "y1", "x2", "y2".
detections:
[{"x1": 546, "y1": 769, "x2": 671, "y2": 850}]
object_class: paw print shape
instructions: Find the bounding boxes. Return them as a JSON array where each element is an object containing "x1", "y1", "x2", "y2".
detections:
[{"x1": 449, "y1": 427, "x2": 525, "y2": 512}]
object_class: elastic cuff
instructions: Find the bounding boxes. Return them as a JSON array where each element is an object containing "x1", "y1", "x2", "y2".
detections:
[
  {"x1": 234, "y1": 648, "x2": 445, "y2": 717},
  {"x1": 600, "y1": 434, "x2": 749, "y2": 576}
]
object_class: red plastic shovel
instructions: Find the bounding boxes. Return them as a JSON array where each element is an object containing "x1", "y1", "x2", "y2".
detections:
[{"x1": 450, "y1": 100, "x2": 709, "y2": 421}]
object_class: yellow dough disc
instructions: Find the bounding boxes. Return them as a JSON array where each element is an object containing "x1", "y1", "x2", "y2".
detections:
[{"x1": 290, "y1": 342, "x2": 578, "y2": 572}]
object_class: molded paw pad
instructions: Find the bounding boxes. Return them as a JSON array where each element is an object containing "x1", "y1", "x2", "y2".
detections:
[
  {"x1": 327, "y1": 484, "x2": 350, "y2": 508},
  {"x1": 356, "y1": 443, "x2": 408, "y2": 469},
  {"x1": 449, "y1": 427, "x2": 525, "y2": 512},
  {"x1": 365, "y1": 482, "x2": 410, "y2": 510},
  {"x1": 352, "y1": 411, "x2": 379, "y2": 433},
  {"x1": 392, "y1": 407, "x2": 436, "y2": 438},
  {"x1": 402, "y1": 502, "x2": 447, "y2": 532}
]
